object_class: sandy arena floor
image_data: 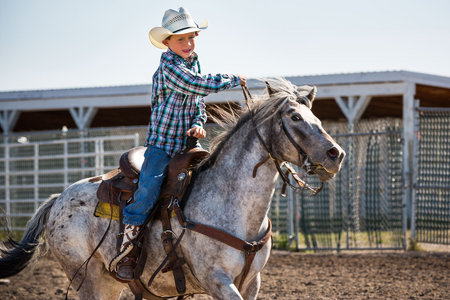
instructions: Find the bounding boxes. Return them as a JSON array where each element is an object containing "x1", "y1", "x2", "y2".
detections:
[{"x1": 0, "y1": 250, "x2": 449, "y2": 299}]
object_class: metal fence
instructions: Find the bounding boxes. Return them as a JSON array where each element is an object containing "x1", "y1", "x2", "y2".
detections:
[
  {"x1": 0, "y1": 128, "x2": 142, "y2": 230},
  {"x1": 270, "y1": 119, "x2": 405, "y2": 250},
  {"x1": 2, "y1": 113, "x2": 449, "y2": 249},
  {"x1": 412, "y1": 107, "x2": 450, "y2": 244}
]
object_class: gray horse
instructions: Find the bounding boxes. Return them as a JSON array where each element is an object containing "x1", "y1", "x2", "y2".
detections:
[{"x1": 0, "y1": 79, "x2": 345, "y2": 300}]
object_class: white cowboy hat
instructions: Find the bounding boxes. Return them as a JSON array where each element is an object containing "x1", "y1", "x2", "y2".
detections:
[{"x1": 149, "y1": 7, "x2": 208, "y2": 49}]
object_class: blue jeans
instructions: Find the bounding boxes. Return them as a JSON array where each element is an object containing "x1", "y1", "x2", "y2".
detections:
[{"x1": 123, "y1": 146, "x2": 171, "y2": 225}]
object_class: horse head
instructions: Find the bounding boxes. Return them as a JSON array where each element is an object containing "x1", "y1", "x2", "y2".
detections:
[{"x1": 252, "y1": 78, "x2": 345, "y2": 182}]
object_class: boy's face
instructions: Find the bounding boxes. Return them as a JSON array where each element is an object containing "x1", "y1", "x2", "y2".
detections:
[{"x1": 163, "y1": 32, "x2": 197, "y2": 60}]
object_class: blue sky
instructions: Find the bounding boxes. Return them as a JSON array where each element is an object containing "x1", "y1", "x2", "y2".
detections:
[{"x1": 1, "y1": 0, "x2": 449, "y2": 91}]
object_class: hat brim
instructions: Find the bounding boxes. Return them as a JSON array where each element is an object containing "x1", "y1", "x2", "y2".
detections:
[{"x1": 149, "y1": 19, "x2": 208, "y2": 49}]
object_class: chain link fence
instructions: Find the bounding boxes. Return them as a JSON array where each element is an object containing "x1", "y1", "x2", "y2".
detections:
[
  {"x1": 270, "y1": 119, "x2": 405, "y2": 250},
  {"x1": 413, "y1": 108, "x2": 450, "y2": 244}
]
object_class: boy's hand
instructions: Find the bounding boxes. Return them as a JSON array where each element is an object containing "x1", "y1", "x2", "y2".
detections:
[
  {"x1": 186, "y1": 126, "x2": 206, "y2": 139},
  {"x1": 239, "y1": 75, "x2": 247, "y2": 86}
]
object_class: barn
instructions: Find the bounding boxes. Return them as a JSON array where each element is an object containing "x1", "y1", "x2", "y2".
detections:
[{"x1": 1, "y1": 70, "x2": 449, "y2": 249}]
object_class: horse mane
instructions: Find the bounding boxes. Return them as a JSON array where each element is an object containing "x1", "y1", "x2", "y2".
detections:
[{"x1": 199, "y1": 78, "x2": 302, "y2": 171}]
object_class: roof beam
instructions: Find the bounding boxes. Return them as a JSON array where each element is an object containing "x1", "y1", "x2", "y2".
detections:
[
  {"x1": 335, "y1": 95, "x2": 372, "y2": 124},
  {"x1": 0, "y1": 110, "x2": 20, "y2": 134},
  {"x1": 69, "y1": 107, "x2": 98, "y2": 130},
  {"x1": 316, "y1": 82, "x2": 408, "y2": 98}
]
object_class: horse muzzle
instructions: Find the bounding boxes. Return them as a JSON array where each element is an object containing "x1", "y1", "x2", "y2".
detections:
[{"x1": 306, "y1": 146, "x2": 345, "y2": 181}]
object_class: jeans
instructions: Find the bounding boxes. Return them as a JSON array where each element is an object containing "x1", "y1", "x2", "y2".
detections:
[{"x1": 123, "y1": 146, "x2": 171, "y2": 225}]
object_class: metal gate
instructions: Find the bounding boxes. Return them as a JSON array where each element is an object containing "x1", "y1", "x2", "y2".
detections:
[
  {"x1": 412, "y1": 106, "x2": 450, "y2": 244},
  {"x1": 270, "y1": 119, "x2": 406, "y2": 250},
  {"x1": 0, "y1": 132, "x2": 139, "y2": 230}
]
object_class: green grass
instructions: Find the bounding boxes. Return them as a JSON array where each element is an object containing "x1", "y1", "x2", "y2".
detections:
[
  {"x1": 271, "y1": 230, "x2": 405, "y2": 250},
  {"x1": 407, "y1": 238, "x2": 426, "y2": 251},
  {"x1": 0, "y1": 230, "x2": 24, "y2": 241}
]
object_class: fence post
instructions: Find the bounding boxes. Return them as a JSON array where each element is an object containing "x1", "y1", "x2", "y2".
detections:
[
  {"x1": 402, "y1": 82, "x2": 416, "y2": 250},
  {"x1": 410, "y1": 99, "x2": 420, "y2": 243},
  {"x1": 33, "y1": 143, "x2": 39, "y2": 211},
  {"x1": 346, "y1": 122, "x2": 355, "y2": 249},
  {"x1": 293, "y1": 188, "x2": 299, "y2": 251},
  {"x1": 3, "y1": 136, "x2": 11, "y2": 227},
  {"x1": 63, "y1": 140, "x2": 68, "y2": 188},
  {"x1": 287, "y1": 188, "x2": 293, "y2": 249},
  {"x1": 134, "y1": 133, "x2": 139, "y2": 147}
]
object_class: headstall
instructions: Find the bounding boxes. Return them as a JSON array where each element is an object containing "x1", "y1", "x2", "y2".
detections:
[{"x1": 241, "y1": 84, "x2": 323, "y2": 196}]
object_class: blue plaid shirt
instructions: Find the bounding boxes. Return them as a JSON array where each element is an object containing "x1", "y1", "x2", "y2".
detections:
[{"x1": 146, "y1": 49, "x2": 240, "y2": 157}]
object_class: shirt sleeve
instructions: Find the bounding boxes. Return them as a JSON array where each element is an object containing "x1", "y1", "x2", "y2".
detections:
[
  {"x1": 163, "y1": 62, "x2": 240, "y2": 96},
  {"x1": 191, "y1": 98, "x2": 207, "y2": 128}
]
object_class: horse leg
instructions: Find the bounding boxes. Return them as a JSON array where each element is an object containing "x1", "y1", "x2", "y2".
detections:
[
  {"x1": 66, "y1": 259, "x2": 125, "y2": 300},
  {"x1": 240, "y1": 273, "x2": 261, "y2": 300},
  {"x1": 49, "y1": 229, "x2": 124, "y2": 299},
  {"x1": 203, "y1": 271, "x2": 244, "y2": 300}
]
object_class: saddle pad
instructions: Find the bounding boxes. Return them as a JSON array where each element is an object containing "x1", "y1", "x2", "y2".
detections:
[{"x1": 94, "y1": 201, "x2": 120, "y2": 221}]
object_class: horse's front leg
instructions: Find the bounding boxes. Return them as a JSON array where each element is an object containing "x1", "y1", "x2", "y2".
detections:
[
  {"x1": 240, "y1": 272, "x2": 261, "y2": 300},
  {"x1": 204, "y1": 270, "x2": 244, "y2": 300}
]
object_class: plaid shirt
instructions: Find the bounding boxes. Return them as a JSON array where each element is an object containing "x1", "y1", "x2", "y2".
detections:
[{"x1": 146, "y1": 49, "x2": 240, "y2": 157}]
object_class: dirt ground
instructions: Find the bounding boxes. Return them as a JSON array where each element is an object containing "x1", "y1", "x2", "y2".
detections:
[{"x1": 0, "y1": 250, "x2": 449, "y2": 300}]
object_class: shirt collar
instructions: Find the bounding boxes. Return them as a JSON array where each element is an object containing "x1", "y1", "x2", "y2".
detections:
[{"x1": 163, "y1": 49, "x2": 198, "y2": 66}]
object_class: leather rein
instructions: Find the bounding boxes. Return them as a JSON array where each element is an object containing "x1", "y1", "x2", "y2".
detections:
[{"x1": 241, "y1": 84, "x2": 323, "y2": 196}]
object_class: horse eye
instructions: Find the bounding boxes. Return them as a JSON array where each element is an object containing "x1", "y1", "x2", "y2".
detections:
[{"x1": 291, "y1": 114, "x2": 302, "y2": 121}]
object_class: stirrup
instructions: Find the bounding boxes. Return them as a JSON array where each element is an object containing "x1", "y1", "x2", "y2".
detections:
[{"x1": 109, "y1": 241, "x2": 134, "y2": 273}]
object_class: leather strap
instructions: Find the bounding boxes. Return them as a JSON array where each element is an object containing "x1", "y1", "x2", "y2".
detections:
[
  {"x1": 279, "y1": 114, "x2": 308, "y2": 159},
  {"x1": 252, "y1": 155, "x2": 270, "y2": 178},
  {"x1": 238, "y1": 251, "x2": 256, "y2": 291},
  {"x1": 172, "y1": 201, "x2": 271, "y2": 291},
  {"x1": 242, "y1": 84, "x2": 323, "y2": 196},
  {"x1": 147, "y1": 229, "x2": 186, "y2": 288},
  {"x1": 160, "y1": 197, "x2": 186, "y2": 294}
]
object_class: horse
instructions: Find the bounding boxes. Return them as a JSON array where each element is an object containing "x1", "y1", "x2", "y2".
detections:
[{"x1": 0, "y1": 78, "x2": 345, "y2": 300}]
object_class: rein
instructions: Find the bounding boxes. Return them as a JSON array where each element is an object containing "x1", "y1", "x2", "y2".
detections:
[{"x1": 241, "y1": 84, "x2": 323, "y2": 196}]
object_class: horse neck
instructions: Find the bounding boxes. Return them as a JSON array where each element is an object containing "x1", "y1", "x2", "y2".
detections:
[{"x1": 196, "y1": 120, "x2": 278, "y2": 238}]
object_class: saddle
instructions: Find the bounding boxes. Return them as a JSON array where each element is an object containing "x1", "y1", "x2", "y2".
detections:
[{"x1": 94, "y1": 144, "x2": 209, "y2": 298}]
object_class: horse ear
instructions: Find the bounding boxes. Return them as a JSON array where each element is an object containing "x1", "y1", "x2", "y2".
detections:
[
  {"x1": 265, "y1": 81, "x2": 275, "y2": 96},
  {"x1": 307, "y1": 86, "x2": 317, "y2": 103},
  {"x1": 297, "y1": 85, "x2": 317, "y2": 107}
]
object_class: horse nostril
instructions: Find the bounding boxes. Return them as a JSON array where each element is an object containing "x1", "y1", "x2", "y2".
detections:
[{"x1": 327, "y1": 147, "x2": 339, "y2": 160}]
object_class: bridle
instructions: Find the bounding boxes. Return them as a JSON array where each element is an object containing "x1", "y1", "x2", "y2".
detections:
[{"x1": 241, "y1": 84, "x2": 324, "y2": 196}]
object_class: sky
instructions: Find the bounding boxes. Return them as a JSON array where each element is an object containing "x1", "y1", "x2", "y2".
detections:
[{"x1": 1, "y1": 0, "x2": 450, "y2": 92}]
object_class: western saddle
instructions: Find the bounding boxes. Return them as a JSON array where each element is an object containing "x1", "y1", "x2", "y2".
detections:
[{"x1": 94, "y1": 142, "x2": 209, "y2": 299}]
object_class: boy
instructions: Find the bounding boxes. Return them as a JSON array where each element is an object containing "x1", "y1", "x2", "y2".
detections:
[{"x1": 110, "y1": 7, "x2": 246, "y2": 280}]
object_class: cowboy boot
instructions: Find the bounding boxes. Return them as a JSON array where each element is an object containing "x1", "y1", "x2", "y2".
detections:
[{"x1": 109, "y1": 224, "x2": 141, "y2": 281}]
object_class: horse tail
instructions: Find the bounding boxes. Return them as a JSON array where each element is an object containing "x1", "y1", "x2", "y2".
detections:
[{"x1": 0, "y1": 193, "x2": 59, "y2": 278}]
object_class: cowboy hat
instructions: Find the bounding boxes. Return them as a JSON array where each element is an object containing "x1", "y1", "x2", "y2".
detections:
[{"x1": 149, "y1": 7, "x2": 208, "y2": 49}]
